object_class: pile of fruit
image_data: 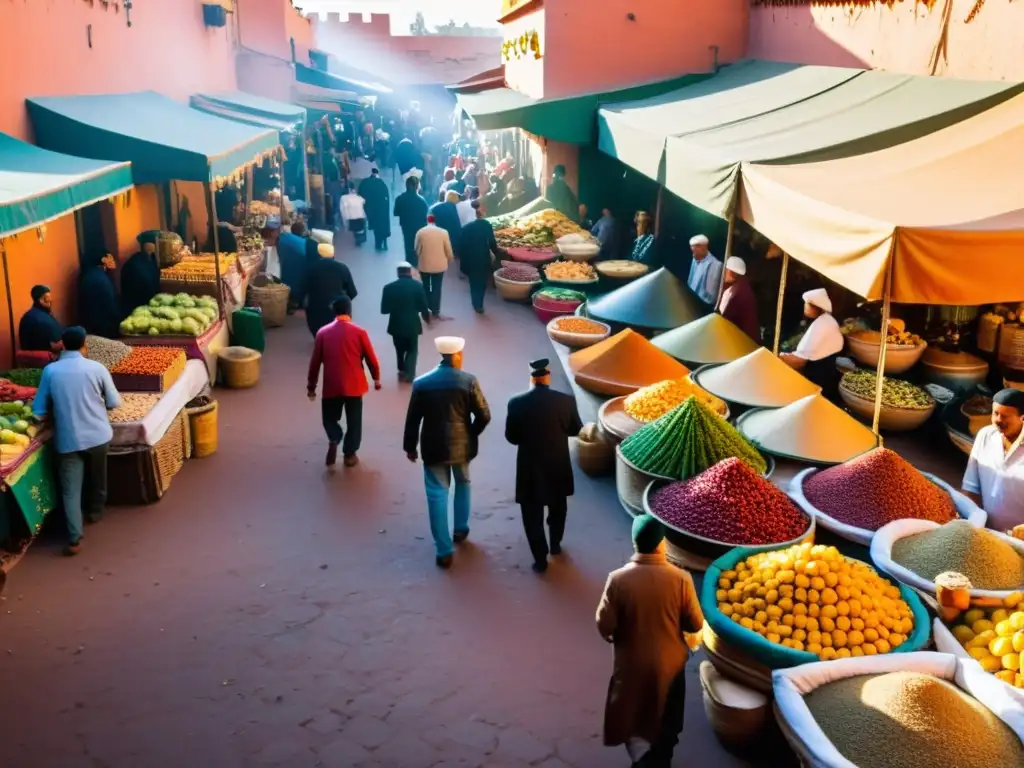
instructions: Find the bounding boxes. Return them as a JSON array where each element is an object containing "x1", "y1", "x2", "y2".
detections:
[
  {"x1": 650, "y1": 458, "x2": 809, "y2": 545},
  {"x1": 947, "y1": 599, "x2": 1024, "y2": 687},
  {"x1": 237, "y1": 232, "x2": 264, "y2": 254},
  {"x1": 0, "y1": 400, "x2": 38, "y2": 459},
  {"x1": 108, "y1": 394, "x2": 162, "y2": 424},
  {"x1": 110, "y1": 347, "x2": 187, "y2": 390},
  {"x1": 494, "y1": 264, "x2": 540, "y2": 283},
  {"x1": 493, "y1": 209, "x2": 593, "y2": 247},
  {"x1": 716, "y1": 543, "x2": 916, "y2": 659},
  {"x1": 120, "y1": 294, "x2": 218, "y2": 337},
  {"x1": 543, "y1": 261, "x2": 596, "y2": 282},
  {"x1": 0, "y1": 379, "x2": 36, "y2": 403},
  {"x1": 623, "y1": 378, "x2": 727, "y2": 423},
  {"x1": 840, "y1": 370, "x2": 934, "y2": 409},
  {"x1": 620, "y1": 396, "x2": 766, "y2": 479},
  {"x1": 160, "y1": 253, "x2": 238, "y2": 282},
  {"x1": 803, "y1": 448, "x2": 957, "y2": 531},
  {"x1": 248, "y1": 201, "x2": 279, "y2": 217},
  {"x1": 85, "y1": 336, "x2": 132, "y2": 371},
  {"x1": 849, "y1": 325, "x2": 924, "y2": 347}
]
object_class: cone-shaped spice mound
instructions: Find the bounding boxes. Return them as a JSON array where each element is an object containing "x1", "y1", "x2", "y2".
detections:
[
  {"x1": 739, "y1": 394, "x2": 877, "y2": 464},
  {"x1": 649, "y1": 458, "x2": 808, "y2": 545},
  {"x1": 891, "y1": 519, "x2": 1024, "y2": 590},
  {"x1": 621, "y1": 396, "x2": 766, "y2": 479},
  {"x1": 569, "y1": 329, "x2": 688, "y2": 396},
  {"x1": 694, "y1": 347, "x2": 820, "y2": 408},
  {"x1": 804, "y1": 447, "x2": 957, "y2": 530},
  {"x1": 587, "y1": 268, "x2": 709, "y2": 330},
  {"x1": 652, "y1": 313, "x2": 759, "y2": 365}
]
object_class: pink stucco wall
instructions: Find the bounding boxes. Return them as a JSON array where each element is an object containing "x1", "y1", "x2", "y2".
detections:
[
  {"x1": 235, "y1": 0, "x2": 314, "y2": 103},
  {"x1": 748, "y1": 3, "x2": 1024, "y2": 81},
  {"x1": 541, "y1": 0, "x2": 748, "y2": 98}
]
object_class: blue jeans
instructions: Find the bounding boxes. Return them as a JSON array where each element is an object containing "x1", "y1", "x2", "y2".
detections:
[
  {"x1": 421, "y1": 272, "x2": 444, "y2": 316},
  {"x1": 424, "y1": 463, "x2": 470, "y2": 557},
  {"x1": 57, "y1": 442, "x2": 109, "y2": 544}
]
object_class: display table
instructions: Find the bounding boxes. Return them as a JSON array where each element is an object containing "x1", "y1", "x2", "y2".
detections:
[
  {"x1": 0, "y1": 434, "x2": 58, "y2": 571},
  {"x1": 111, "y1": 360, "x2": 208, "y2": 448},
  {"x1": 127, "y1": 320, "x2": 229, "y2": 386}
]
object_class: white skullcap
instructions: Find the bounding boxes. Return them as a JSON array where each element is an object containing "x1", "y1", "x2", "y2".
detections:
[
  {"x1": 396, "y1": 261, "x2": 413, "y2": 270},
  {"x1": 317, "y1": 243, "x2": 334, "y2": 258},
  {"x1": 803, "y1": 288, "x2": 832, "y2": 313},
  {"x1": 725, "y1": 256, "x2": 746, "y2": 276},
  {"x1": 689, "y1": 234, "x2": 709, "y2": 247},
  {"x1": 435, "y1": 336, "x2": 465, "y2": 355}
]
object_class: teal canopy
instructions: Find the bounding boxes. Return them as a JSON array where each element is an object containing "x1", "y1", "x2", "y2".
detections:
[
  {"x1": 598, "y1": 59, "x2": 1024, "y2": 217},
  {"x1": 0, "y1": 132, "x2": 132, "y2": 237},
  {"x1": 26, "y1": 91, "x2": 281, "y2": 185},
  {"x1": 190, "y1": 91, "x2": 305, "y2": 131},
  {"x1": 295, "y1": 63, "x2": 392, "y2": 96}
]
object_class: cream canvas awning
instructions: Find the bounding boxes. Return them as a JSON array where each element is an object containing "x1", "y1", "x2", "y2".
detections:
[{"x1": 738, "y1": 93, "x2": 1024, "y2": 304}]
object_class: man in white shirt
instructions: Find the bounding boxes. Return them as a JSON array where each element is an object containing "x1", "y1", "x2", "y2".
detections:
[
  {"x1": 780, "y1": 288, "x2": 845, "y2": 394},
  {"x1": 963, "y1": 388, "x2": 1024, "y2": 534},
  {"x1": 685, "y1": 234, "x2": 723, "y2": 306},
  {"x1": 414, "y1": 214, "x2": 455, "y2": 319},
  {"x1": 340, "y1": 185, "x2": 367, "y2": 246}
]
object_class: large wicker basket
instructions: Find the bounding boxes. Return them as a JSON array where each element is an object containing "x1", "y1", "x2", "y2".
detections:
[
  {"x1": 217, "y1": 347, "x2": 261, "y2": 388},
  {"x1": 186, "y1": 395, "x2": 218, "y2": 458},
  {"x1": 247, "y1": 275, "x2": 290, "y2": 328}
]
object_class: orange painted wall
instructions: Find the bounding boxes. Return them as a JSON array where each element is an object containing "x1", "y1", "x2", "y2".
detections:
[
  {"x1": 747, "y1": 3, "x2": 1024, "y2": 81},
  {"x1": 542, "y1": 0, "x2": 748, "y2": 98}
]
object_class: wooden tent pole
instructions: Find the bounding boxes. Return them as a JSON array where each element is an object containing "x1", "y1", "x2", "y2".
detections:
[
  {"x1": 1, "y1": 241, "x2": 15, "y2": 369},
  {"x1": 716, "y1": 209, "x2": 736, "y2": 309},
  {"x1": 245, "y1": 166, "x2": 254, "y2": 210},
  {"x1": 206, "y1": 182, "x2": 226, "y2": 319},
  {"x1": 871, "y1": 255, "x2": 896, "y2": 437},
  {"x1": 654, "y1": 185, "x2": 664, "y2": 237},
  {"x1": 302, "y1": 116, "x2": 311, "y2": 207},
  {"x1": 772, "y1": 252, "x2": 790, "y2": 355}
]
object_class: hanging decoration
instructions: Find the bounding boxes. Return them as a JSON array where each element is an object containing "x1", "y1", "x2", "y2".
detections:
[
  {"x1": 502, "y1": 30, "x2": 542, "y2": 61},
  {"x1": 211, "y1": 145, "x2": 288, "y2": 191},
  {"x1": 750, "y1": 1, "x2": 939, "y2": 7}
]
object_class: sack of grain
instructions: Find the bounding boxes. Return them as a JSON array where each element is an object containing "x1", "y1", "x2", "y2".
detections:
[
  {"x1": 774, "y1": 652, "x2": 1024, "y2": 768},
  {"x1": 699, "y1": 660, "x2": 769, "y2": 750}
]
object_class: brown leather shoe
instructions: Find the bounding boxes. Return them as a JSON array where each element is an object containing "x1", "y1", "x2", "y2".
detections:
[
  {"x1": 435, "y1": 554, "x2": 453, "y2": 570},
  {"x1": 343, "y1": 454, "x2": 359, "y2": 468},
  {"x1": 64, "y1": 541, "x2": 82, "y2": 557}
]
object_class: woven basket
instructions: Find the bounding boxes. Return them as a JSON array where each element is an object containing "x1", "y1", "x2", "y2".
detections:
[
  {"x1": 247, "y1": 275, "x2": 290, "y2": 328},
  {"x1": 217, "y1": 346, "x2": 261, "y2": 388},
  {"x1": 155, "y1": 412, "x2": 189, "y2": 482},
  {"x1": 576, "y1": 435, "x2": 613, "y2": 477},
  {"x1": 186, "y1": 396, "x2": 218, "y2": 458}
]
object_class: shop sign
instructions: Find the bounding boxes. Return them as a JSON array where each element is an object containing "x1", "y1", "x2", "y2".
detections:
[
  {"x1": 502, "y1": 29, "x2": 542, "y2": 61},
  {"x1": 500, "y1": 0, "x2": 543, "y2": 22}
]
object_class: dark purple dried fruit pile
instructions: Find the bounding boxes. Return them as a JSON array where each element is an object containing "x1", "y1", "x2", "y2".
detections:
[{"x1": 649, "y1": 458, "x2": 809, "y2": 545}]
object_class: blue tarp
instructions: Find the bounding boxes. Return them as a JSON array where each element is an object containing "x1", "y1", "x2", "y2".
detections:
[
  {"x1": 0, "y1": 132, "x2": 132, "y2": 237},
  {"x1": 190, "y1": 91, "x2": 305, "y2": 131},
  {"x1": 295, "y1": 62, "x2": 391, "y2": 96},
  {"x1": 27, "y1": 91, "x2": 281, "y2": 184}
]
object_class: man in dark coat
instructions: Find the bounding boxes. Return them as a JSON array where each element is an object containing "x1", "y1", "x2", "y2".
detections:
[
  {"x1": 459, "y1": 202, "x2": 508, "y2": 313},
  {"x1": 278, "y1": 221, "x2": 312, "y2": 310},
  {"x1": 545, "y1": 164, "x2": 579, "y2": 222},
  {"x1": 305, "y1": 243, "x2": 358, "y2": 338},
  {"x1": 357, "y1": 168, "x2": 391, "y2": 251},
  {"x1": 380, "y1": 261, "x2": 431, "y2": 382},
  {"x1": 120, "y1": 231, "x2": 161, "y2": 316},
  {"x1": 429, "y1": 191, "x2": 462, "y2": 261},
  {"x1": 18, "y1": 284, "x2": 63, "y2": 353},
  {"x1": 505, "y1": 359, "x2": 583, "y2": 573},
  {"x1": 393, "y1": 176, "x2": 428, "y2": 268},
  {"x1": 394, "y1": 137, "x2": 422, "y2": 178},
  {"x1": 77, "y1": 253, "x2": 121, "y2": 339}
]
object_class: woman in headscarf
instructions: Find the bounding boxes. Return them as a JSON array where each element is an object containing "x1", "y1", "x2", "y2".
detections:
[
  {"x1": 18, "y1": 285, "x2": 63, "y2": 353},
  {"x1": 78, "y1": 252, "x2": 121, "y2": 339},
  {"x1": 120, "y1": 231, "x2": 162, "y2": 316}
]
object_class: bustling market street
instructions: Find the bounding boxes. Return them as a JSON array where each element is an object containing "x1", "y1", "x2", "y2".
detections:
[{"x1": 0, "y1": 226, "x2": 757, "y2": 768}]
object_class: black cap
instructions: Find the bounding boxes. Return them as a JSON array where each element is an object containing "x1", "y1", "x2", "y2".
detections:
[{"x1": 530, "y1": 358, "x2": 550, "y2": 377}]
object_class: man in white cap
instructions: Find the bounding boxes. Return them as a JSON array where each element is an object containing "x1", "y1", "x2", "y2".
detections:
[
  {"x1": 403, "y1": 336, "x2": 491, "y2": 569},
  {"x1": 686, "y1": 234, "x2": 723, "y2": 306},
  {"x1": 718, "y1": 256, "x2": 760, "y2": 343},
  {"x1": 780, "y1": 288, "x2": 844, "y2": 392}
]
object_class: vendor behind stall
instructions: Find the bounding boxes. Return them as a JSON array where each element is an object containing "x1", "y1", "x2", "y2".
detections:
[
  {"x1": 718, "y1": 257, "x2": 760, "y2": 343},
  {"x1": 780, "y1": 288, "x2": 844, "y2": 395},
  {"x1": 546, "y1": 165, "x2": 579, "y2": 222},
  {"x1": 120, "y1": 231, "x2": 161, "y2": 316},
  {"x1": 628, "y1": 211, "x2": 655, "y2": 264},
  {"x1": 78, "y1": 253, "x2": 121, "y2": 339},
  {"x1": 18, "y1": 284, "x2": 63, "y2": 353},
  {"x1": 963, "y1": 388, "x2": 1024, "y2": 534}
]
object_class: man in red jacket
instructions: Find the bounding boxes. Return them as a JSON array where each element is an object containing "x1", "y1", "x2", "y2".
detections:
[{"x1": 307, "y1": 295, "x2": 382, "y2": 468}]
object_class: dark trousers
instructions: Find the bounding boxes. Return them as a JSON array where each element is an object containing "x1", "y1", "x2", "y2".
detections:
[
  {"x1": 520, "y1": 499, "x2": 567, "y2": 564},
  {"x1": 57, "y1": 442, "x2": 109, "y2": 544},
  {"x1": 393, "y1": 336, "x2": 418, "y2": 380},
  {"x1": 468, "y1": 271, "x2": 488, "y2": 311},
  {"x1": 636, "y1": 670, "x2": 687, "y2": 768},
  {"x1": 421, "y1": 272, "x2": 444, "y2": 315},
  {"x1": 373, "y1": 229, "x2": 388, "y2": 251},
  {"x1": 402, "y1": 230, "x2": 418, "y2": 268},
  {"x1": 321, "y1": 396, "x2": 363, "y2": 456}
]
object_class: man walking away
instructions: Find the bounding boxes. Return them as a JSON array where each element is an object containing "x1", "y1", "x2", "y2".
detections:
[
  {"x1": 596, "y1": 514, "x2": 705, "y2": 768},
  {"x1": 394, "y1": 176, "x2": 429, "y2": 268},
  {"x1": 381, "y1": 262, "x2": 431, "y2": 383},
  {"x1": 33, "y1": 327, "x2": 122, "y2": 556},
  {"x1": 307, "y1": 296, "x2": 381, "y2": 469},
  {"x1": 459, "y1": 202, "x2": 508, "y2": 314},
  {"x1": 358, "y1": 168, "x2": 391, "y2": 252},
  {"x1": 415, "y1": 214, "x2": 454, "y2": 319},
  {"x1": 306, "y1": 244, "x2": 358, "y2": 339},
  {"x1": 403, "y1": 337, "x2": 491, "y2": 569},
  {"x1": 340, "y1": 184, "x2": 368, "y2": 246},
  {"x1": 505, "y1": 358, "x2": 583, "y2": 573}
]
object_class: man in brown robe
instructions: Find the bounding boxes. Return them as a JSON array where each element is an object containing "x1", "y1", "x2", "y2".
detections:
[{"x1": 596, "y1": 514, "x2": 705, "y2": 767}]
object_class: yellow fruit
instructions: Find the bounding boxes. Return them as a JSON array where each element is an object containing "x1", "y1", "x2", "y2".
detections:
[
  {"x1": 820, "y1": 647, "x2": 837, "y2": 661},
  {"x1": 973, "y1": 619, "x2": 995, "y2": 634},
  {"x1": 991, "y1": 609, "x2": 1010, "y2": 625},
  {"x1": 1002, "y1": 653, "x2": 1021, "y2": 672},
  {"x1": 862, "y1": 643, "x2": 877, "y2": 655},
  {"x1": 968, "y1": 646, "x2": 992, "y2": 661},
  {"x1": 875, "y1": 639, "x2": 891, "y2": 654},
  {"x1": 980, "y1": 656, "x2": 1004, "y2": 673},
  {"x1": 806, "y1": 643, "x2": 822, "y2": 656},
  {"x1": 963, "y1": 609, "x2": 985, "y2": 626},
  {"x1": 835, "y1": 648, "x2": 851, "y2": 659},
  {"x1": 968, "y1": 630, "x2": 996, "y2": 649},
  {"x1": 996, "y1": 620, "x2": 1015, "y2": 638},
  {"x1": 995, "y1": 670, "x2": 1017, "y2": 685},
  {"x1": 1013, "y1": 631, "x2": 1024, "y2": 653},
  {"x1": 952, "y1": 625, "x2": 976, "y2": 644},
  {"x1": 1011, "y1": 612, "x2": 1024, "y2": 632},
  {"x1": 990, "y1": 636, "x2": 1015, "y2": 657}
]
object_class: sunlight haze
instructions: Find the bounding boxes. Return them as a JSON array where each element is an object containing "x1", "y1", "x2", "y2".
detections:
[{"x1": 298, "y1": 0, "x2": 504, "y2": 31}]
